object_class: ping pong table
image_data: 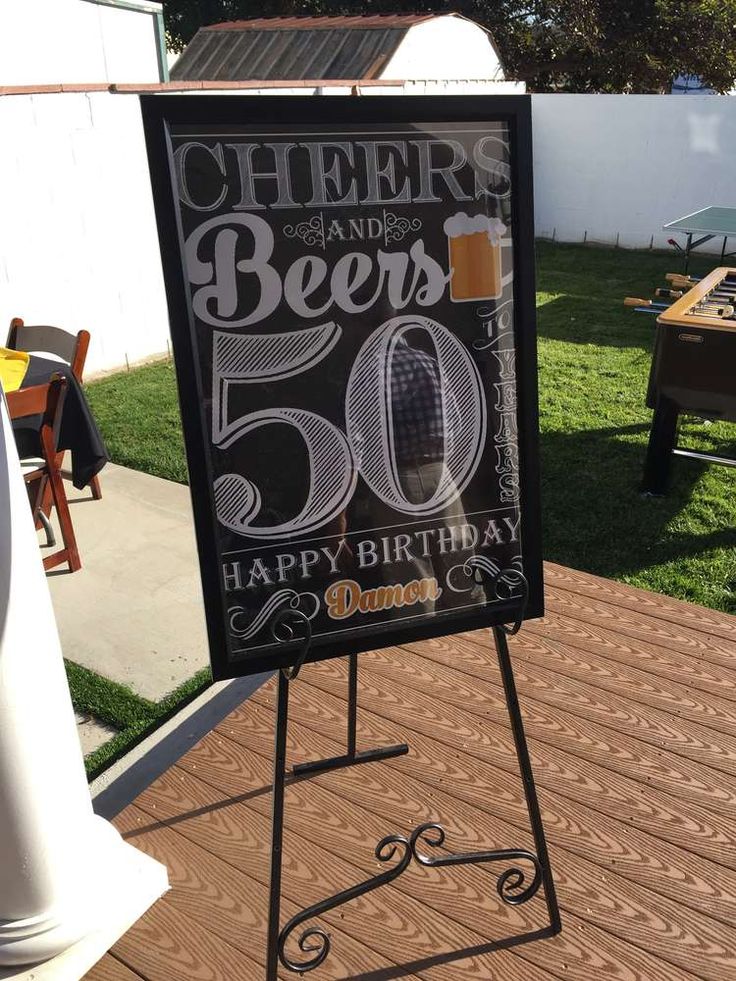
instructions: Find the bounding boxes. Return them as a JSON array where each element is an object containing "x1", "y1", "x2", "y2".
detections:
[{"x1": 664, "y1": 206, "x2": 736, "y2": 272}]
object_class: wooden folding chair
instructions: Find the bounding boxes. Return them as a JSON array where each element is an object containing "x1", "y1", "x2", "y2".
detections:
[
  {"x1": 7, "y1": 318, "x2": 101, "y2": 500},
  {"x1": 7, "y1": 377, "x2": 81, "y2": 573}
]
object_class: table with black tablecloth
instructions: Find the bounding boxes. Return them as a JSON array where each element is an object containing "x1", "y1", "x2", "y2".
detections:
[{"x1": 11, "y1": 355, "x2": 109, "y2": 489}]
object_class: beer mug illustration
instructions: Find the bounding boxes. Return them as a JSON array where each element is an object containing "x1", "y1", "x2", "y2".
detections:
[{"x1": 444, "y1": 212, "x2": 506, "y2": 302}]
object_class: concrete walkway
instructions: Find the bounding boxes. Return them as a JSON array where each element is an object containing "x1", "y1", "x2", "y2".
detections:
[{"x1": 47, "y1": 464, "x2": 209, "y2": 703}]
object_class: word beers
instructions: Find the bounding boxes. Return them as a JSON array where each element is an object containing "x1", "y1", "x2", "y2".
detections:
[{"x1": 445, "y1": 212, "x2": 506, "y2": 302}]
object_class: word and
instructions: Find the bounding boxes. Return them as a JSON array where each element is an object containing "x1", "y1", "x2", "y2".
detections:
[{"x1": 326, "y1": 217, "x2": 385, "y2": 242}]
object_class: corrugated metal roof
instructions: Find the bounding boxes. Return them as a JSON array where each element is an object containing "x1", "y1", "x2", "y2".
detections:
[
  {"x1": 206, "y1": 14, "x2": 435, "y2": 31},
  {"x1": 170, "y1": 15, "x2": 439, "y2": 82}
]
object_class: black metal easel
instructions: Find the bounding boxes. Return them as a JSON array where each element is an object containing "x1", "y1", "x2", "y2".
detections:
[
  {"x1": 291, "y1": 651, "x2": 409, "y2": 778},
  {"x1": 265, "y1": 570, "x2": 561, "y2": 978}
]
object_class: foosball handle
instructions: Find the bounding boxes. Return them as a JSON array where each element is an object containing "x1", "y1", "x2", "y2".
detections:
[{"x1": 624, "y1": 297, "x2": 650, "y2": 307}]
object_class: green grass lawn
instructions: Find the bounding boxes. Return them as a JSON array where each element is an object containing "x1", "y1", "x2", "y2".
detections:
[
  {"x1": 78, "y1": 240, "x2": 736, "y2": 774},
  {"x1": 534, "y1": 241, "x2": 736, "y2": 614},
  {"x1": 86, "y1": 240, "x2": 736, "y2": 616},
  {"x1": 70, "y1": 662, "x2": 210, "y2": 779}
]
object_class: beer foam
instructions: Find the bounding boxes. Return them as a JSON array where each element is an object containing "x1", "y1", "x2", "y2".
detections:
[{"x1": 443, "y1": 212, "x2": 506, "y2": 244}]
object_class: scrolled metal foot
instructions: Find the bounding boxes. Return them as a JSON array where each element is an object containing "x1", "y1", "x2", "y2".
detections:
[
  {"x1": 410, "y1": 822, "x2": 543, "y2": 906},
  {"x1": 279, "y1": 926, "x2": 330, "y2": 973},
  {"x1": 278, "y1": 832, "x2": 413, "y2": 972},
  {"x1": 278, "y1": 821, "x2": 544, "y2": 972}
]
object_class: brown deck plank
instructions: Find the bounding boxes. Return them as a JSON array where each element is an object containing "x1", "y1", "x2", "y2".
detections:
[
  {"x1": 300, "y1": 645, "x2": 736, "y2": 821},
  {"x1": 545, "y1": 585, "x2": 736, "y2": 671},
  {"x1": 203, "y1": 691, "x2": 722, "y2": 981},
  {"x1": 508, "y1": 626, "x2": 736, "y2": 740},
  {"x1": 112, "y1": 897, "x2": 261, "y2": 981},
  {"x1": 544, "y1": 561, "x2": 736, "y2": 644},
  {"x1": 399, "y1": 630, "x2": 736, "y2": 779},
  {"x1": 240, "y1": 679, "x2": 736, "y2": 980},
  {"x1": 247, "y1": 662, "x2": 736, "y2": 872},
  {"x1": 84, "y1": 955, "x2": 143, "y2": 981},
  {"x1": 84, "y1": 563, "x2": 736, "y2": 981},
  {"x1": 251, "y1": 677, "x2": 736, "y2": 980},
  {"x1": 183, "y1": 717, "x2": 702, "y2": 981},
  {"x1": 338, "y1": 647, "x2": 736, "y2": 896},
  {"x1": 244, "y1": 668, "x2": 736, "y2": 874},
  {"x1": 525, "y1": 608, "x2": 736, "y2": 704},
  {"x1": 126, "y1": 761, "x2": 557, "y2": 981},
  {"x1": 112, "y1": 803, "x2": 404, "y2": 979}
]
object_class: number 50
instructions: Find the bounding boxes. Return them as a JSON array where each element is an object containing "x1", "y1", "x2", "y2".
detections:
[{"x1": 212, "y1": 315, "x2": 487, "y2": 539}]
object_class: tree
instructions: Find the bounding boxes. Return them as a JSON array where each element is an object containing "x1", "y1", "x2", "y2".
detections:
[
  {"x1": 509, "y1": 1, "x2": 736, "y2": 93},
  {"x1": 162, "y1": 0, "x2": 736, "y2": 93}
]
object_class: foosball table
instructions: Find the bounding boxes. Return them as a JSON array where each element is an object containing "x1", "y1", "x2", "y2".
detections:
[{"x1": 625, "y1": 267, "x2": 736, "y2": 495}]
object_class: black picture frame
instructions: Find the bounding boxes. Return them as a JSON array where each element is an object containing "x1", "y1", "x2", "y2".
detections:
[{"x1": 141, "y1": 93, "x2": 543, "y2": 680}]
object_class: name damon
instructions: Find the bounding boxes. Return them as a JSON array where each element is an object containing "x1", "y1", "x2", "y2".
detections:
[{"x1": 325, "y1": 577, "x2": 441, "y2": 620}]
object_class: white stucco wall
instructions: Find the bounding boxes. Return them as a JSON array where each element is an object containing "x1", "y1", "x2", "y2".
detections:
[
  {"x1": 0, "y1": 91, "x2": 169, "y2": 373},
  {"x1": 0, "y1": 0, "x2": 162, "y2": 85},
  {"x1": 382, "y1": 15, "x2": 506, "y2": 82},
  {"x1": 533, "y1": 94, "x2": 736, "y2": 249}
]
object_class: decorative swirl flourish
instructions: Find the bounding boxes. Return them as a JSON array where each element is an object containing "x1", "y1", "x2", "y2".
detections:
[
  {"x1": 409, "y1": 822, "x2": 543, "y2": 906},
  {"x1": 383, "y1": 211, "x2": 422, "y2": 244},
  {"x1": 228, "y1": 589, "x2": 319, "y2": 641},
  {"x1": 445, "y1": 560, "x2": 528, "y2": 633},
  {"x1": 446, "y1": 556, "x2": 522, "y2": 597},
  {"x1": 494, "y1": 566, "x2": 526, "y2": 602},
  {"x1": 283, "y1": 214, "x2": 325, "y2": 249},
  {"x1": 278, "y1": 833, "x2": 412, "y2": 972},
  {"x1": 279, "y1": 926, "x2": 330, "y2": 974},
  {"x1": 277, "y1": 819, "x2": 543, "y2": 972}
]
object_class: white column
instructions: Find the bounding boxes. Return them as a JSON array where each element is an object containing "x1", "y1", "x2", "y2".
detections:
[{"x1": 0, "y1": 392, "x2": 168, "y2": 970}]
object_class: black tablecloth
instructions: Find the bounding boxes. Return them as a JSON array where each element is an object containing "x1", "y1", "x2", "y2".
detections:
[{"x1": 12, "y1": 355, "x2": 109, "y2": 489}]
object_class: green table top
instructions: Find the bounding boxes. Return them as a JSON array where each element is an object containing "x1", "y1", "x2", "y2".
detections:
[{"x1": 664, "y1": 206, "x2": 736, "y2": 236}]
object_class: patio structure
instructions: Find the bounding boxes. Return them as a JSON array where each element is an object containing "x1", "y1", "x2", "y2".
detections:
[{"x1": 85, "y1": 561, "x2": 736, "y2": 980}]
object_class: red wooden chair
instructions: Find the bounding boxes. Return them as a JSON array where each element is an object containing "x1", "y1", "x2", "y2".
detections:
[
  {"x1": 7, "y1": 317, "x2": 102, "y2": 501},
  {"x1": 7, "y1": 377, "x2": 81, "y2": 573}
]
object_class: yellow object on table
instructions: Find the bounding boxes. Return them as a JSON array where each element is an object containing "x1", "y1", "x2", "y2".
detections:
[{"x1": 0, "y1": 347, "x2": 30, "y2": 393}]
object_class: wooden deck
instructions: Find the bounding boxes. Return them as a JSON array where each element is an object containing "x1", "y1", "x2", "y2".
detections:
[{"x1": 87, "y1": 562, "x2": 736, "y2": 981}]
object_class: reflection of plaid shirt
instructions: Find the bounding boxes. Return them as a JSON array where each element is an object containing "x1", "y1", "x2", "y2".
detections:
[{"x1": 390, "y1": 338, "x2": 447, "y2": 463}]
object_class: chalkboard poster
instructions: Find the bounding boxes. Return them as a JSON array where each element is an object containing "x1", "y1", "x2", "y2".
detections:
[{"x1": 142, "y1": 95, "x2": 542, "y2": 679}]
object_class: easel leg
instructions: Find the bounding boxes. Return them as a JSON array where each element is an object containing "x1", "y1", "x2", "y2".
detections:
[
  {"x1": 493, "y1": 626, "x2": 562, "y2": 934},
  {"x1": 269, "y1": 617, "x2": 559, "y2": 975},
  {"x1": 266, "y1": 670, "x2": 290, "y2": 981},
  {"x1": 292, "y1": 653, "x2": 409, "y2": 776}
]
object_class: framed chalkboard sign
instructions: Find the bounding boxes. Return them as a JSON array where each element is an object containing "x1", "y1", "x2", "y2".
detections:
[{"x1": 141, "y1": 95, "x2": 542, "y2": 679}]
